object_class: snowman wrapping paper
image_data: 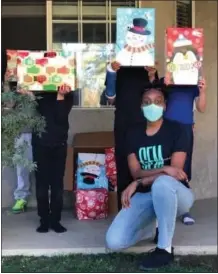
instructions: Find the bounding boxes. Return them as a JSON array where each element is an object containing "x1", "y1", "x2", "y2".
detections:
[
  {"x1": 16, "y1": 50, "x2": 76, "y2": 91},
  {"x1": 76, "y1": 153, "x2": 108, "y2": 190},
  {"x1": 165, "y1": 28, "x2": 203, "y2": 85},
  {"x1": 116, "y1": 8, "x2": 155, "y2": 66}
]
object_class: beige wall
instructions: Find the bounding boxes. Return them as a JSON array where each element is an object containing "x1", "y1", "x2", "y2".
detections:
[
  {"x1": 191, "y1": 1, "x2": 217, "y2": 199},
  {"x1": 2, "y1": 1, "x2": 217, "y2": 207}
]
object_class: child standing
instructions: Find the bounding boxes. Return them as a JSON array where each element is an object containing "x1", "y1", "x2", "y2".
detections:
[
  {"x1": 31, "y1": 86, "x2": 73, "y2": 233},
  {"x1": 163, "y1": 76, "x2": 206, "y2": 225},
  {"x1": 12, "y1": 130, "x2": 32, "y2": 213},
  {"x1": 2, "y1": 50, "x2": 32, "y2": 214}
]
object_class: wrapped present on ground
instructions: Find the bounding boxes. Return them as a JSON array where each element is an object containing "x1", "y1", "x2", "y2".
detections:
[
  {"x1": 105, "y1": 148, "x2": 117, "y2": 188},
  {"x1": 17, "y1": 50, "x2": 76, "y2": 91},
  {"x1": 165, "y1": 28, "x2": 203, "y2": 85},
  {"x1": 75, "y1": 188, "x2": 108, "y2": 220},
  {"x1": 5, "y1": 50, "x2": 18, "y2": 82},
  {"x1": 116, "y1": 8, "x2": 155, "y2": 66},
  {"x1": 76, "y1": 153, "x2": 108, "y2": 190}
]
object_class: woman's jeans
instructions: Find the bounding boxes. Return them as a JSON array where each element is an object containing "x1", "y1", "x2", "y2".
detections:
[{"x1": 106, "y1": 175, "x2": 194, "y2": 250}]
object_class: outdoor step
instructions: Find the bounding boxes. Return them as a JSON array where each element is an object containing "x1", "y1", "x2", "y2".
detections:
[{"x1": 2, "y1": 198, "x2": 217, "y2": 256}]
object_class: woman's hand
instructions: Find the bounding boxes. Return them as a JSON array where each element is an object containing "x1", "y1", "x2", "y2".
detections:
[
  {"x1": 111, "y1": 61, "x2": 121, "y2": 72},
  {"x1": 163, "y1": 166, "x2": 188, "y2": 181},
  {"x1": 121, "y1": 181, "x2": 138, "y2": 208}
]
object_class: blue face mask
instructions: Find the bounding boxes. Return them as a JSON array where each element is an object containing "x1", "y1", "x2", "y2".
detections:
[{"x1": 142, "y1": 104, "x2": 164, "y2": 122}]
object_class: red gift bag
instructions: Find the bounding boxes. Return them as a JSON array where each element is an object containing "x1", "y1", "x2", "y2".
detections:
[
  {"x1": 105, "y1": 148, "x2": 117, "y2": 187},
  {"x1": 75, "y1": 188, "x2": 108, "y2": 220}
]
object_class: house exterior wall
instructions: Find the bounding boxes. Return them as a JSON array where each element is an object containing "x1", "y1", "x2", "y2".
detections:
[
  {"x1": 2, "y1": 1, "x2": 217, "y2": 207},
  {"x1": 191, "y1": 1, "x2": 217, "y2": 199}
]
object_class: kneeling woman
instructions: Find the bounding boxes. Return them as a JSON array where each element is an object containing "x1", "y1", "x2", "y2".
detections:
[{"x1": 106, "y1": 87, "x2": 194, "y2": 270}]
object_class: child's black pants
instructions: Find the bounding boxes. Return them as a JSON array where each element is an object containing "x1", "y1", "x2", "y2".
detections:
[{"x1": 32, "y1": 144, "x2": 67, "y2": 224}]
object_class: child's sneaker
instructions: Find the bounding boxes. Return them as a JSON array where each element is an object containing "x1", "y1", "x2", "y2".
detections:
[
  {"x1": 12, "y1": 199, "x2": 27, "y2": 213},
  {"x1": 181, "y1": 212, "x2": 195, "y2": 225}
]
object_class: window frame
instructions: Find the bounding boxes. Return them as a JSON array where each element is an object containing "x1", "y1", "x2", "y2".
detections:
[{"x1": 46, "y1": 0, "x2": 139, "y2": 49}]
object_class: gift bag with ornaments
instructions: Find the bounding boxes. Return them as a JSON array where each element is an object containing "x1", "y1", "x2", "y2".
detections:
[
  {"x1": 75, "y1": 188, "x2": 108, "y2": 220},
  {"x1": 105, "y1": 148, "x2": 117, "y2": 191},
  {"x1": 76, "y1": 153, "x2": 108, "y2": 190}
]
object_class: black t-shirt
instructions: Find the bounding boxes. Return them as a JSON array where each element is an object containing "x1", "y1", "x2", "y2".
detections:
[{"x1": 126, "y1": 119, "x2": 189, "y2": 192}]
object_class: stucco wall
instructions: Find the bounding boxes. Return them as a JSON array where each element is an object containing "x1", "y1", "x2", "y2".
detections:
[
  {"x1": 2, "y1": 1, "x2": 217, "y2": 207},
  {"x1": 191, "y1": 1, "x2": 217, "y2": 199}
]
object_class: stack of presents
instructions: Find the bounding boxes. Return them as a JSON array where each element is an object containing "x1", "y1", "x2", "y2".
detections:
[
  {"x1": 75, "y1": 148, "x2": 117, "y2": 220},
  {"x1": 4, "y1": 7, "x2": 204, "y2": 220}
]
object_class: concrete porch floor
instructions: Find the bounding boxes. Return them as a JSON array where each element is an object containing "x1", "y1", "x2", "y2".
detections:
[{"x1": 2, "y1": 198, "x2": 217, "y2": 257}]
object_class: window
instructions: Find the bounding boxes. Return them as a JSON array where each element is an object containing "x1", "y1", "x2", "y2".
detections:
[
  {"x1": 83, "y1": 23, "x2": 106, "y2": 43},
  {"x1": 48, "y1": 0, "x2": 139, "y2": 108},
  {"x1": 176, "y1": 0, "x2": 192, "y2": 27},
  {"x1": 53, "y1": 23, "x2": 78, "y2": 43},
  {"x1": 51, "y1": 0, "x2": 139, "y2": 45}
]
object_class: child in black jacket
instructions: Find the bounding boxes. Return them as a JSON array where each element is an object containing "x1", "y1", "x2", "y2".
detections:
[{"x1": 20, "y1": 86, "x2": 73, "y2": 233}]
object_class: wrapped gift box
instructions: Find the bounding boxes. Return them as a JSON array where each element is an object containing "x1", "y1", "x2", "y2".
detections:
[
  {"x1": 76, "y1": 153, "x2": 108, "y2": 190},
  {"x1": 116, "y1": 8, "x2": 155, "y2": 66},
  {"x1": 5, "y1": 50, "x2": 18, "y2": 82},
  {"x1": 165, "y1": 28, "x2": 204, "y2": 85},
  {"x1": 17, "y1": 50, "x2": 76, "y2": 91},
  {"x1": 75, "y1": 188, "x2": 108, "y2": 220}
]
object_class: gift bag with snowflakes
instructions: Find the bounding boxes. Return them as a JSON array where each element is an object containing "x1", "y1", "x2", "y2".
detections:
[
  {"x1": 5, "y1": 50, "x2": 18, "y2": 82},
  {"x1": 105, "y1": 148, "x2": 117, "y2": 190},
  {"x1": 17, "y1": 50, "x2": 76, "y2": 91},
  {"x1": 76, "y1": 153, "x2": 108, "y2": 190},
  {"x1": 75, "y1": 188, "x2": 109, "y2": 220},
  {"x1": 165, "y1": 28, "x2": 203, "y2": 85}
]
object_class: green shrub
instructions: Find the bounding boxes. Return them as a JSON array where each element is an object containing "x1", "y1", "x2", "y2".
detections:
[{"x1": 1, "y1": 91, "x2": 46, "y2": 171}]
